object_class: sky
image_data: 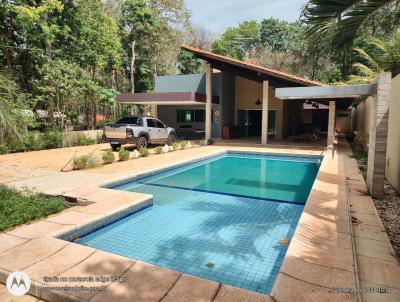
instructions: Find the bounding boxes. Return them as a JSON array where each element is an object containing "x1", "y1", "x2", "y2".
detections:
[{"x1": 184, "y1": 0, "x2": 308, "y2": 33}]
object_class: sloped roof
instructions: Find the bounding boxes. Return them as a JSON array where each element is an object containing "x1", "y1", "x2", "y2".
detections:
[{"x1": 181, "y1": 45, "x2": 323, "y2": 88}]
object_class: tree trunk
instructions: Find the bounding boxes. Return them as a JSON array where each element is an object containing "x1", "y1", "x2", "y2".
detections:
[{"x1": 130, "y1": 40, "x2": 136, "y2": 93}]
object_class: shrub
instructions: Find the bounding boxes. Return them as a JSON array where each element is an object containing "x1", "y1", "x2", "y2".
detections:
[
  {"x1": 172, "y1": 142, "x2": 180, "y2": 151},
  {"x1": 179, "y1": 141, "x2": 187, "y2": 149},
  {"x1": 0, "y1": 144, "x2": 9, "y2": 154},
  {"x1": 72, "y1": 155, "x2": 89, "y2": 170},
  {"x1": 139, "y1": 147, "x2": 149, "y2": 157},
  {"x1": 86, "y1": 154, "x2": 100, "y2": 168},
  {"x1": 155, "y1": 146, "x2": 163, "y2": 154},
  {"x1": 76, "y1": 133, "x2": 96, "y2": 146},
  {"x1": 199, "y1": 140, "x2": 207, "y2": 146},
  {"x1": 96, "y1": 132, "x2": 103, "y2": 144},
  {"x1": 118, "y1": 147, "x2": 130, "y2": 161},
  {"x1": 207, "y1": 138, "x2": 214, "y2": 145},
  {"x1": 43, "y1": 130, "x2": 63, "y2": 149},
  {"x1": 102, "y1": 149, "x2": 115, "y2": 164},
  {"x1": 24, "y1": 132, "x2": 44, "y2": 151}
]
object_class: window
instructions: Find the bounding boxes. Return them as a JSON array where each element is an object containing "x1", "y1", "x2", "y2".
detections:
[
  {"x1": 177, "y1": 109, "x2": 194, "y2": 122},
  {"x1": 195, "y1": 110, "x2": 205, "y2": 122},
  {"x1": 176, "y1": 109, "x2": 213, "y2": 123},
  {"x1": 117, "y1": 116, "x2": 142, "y2": 126},
  {"x1": 146, "y1": 119, "x2": 156, "y2": 127},
  {"x1": 155, "y1": 120, "x2": 165, "y2": 128}
]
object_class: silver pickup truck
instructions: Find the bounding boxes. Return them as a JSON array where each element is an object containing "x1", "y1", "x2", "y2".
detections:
[{"x1": 103, "y1": 116, "x2": 176, "y2": 151}]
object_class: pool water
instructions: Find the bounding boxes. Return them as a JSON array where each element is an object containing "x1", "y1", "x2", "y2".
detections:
[{"x1": 77, "y1": 152, "x2": 320, "y2": 294}]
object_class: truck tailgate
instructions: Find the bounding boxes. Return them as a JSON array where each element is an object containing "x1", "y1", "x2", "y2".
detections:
[{"x1": 104, "y1": 125, "x2": 127, "y2": 139}]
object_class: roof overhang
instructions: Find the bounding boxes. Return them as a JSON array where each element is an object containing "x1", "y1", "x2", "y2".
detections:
[
  {"x1": 181, "y1": 45, "x2": 323, "y2": 88},
  {"x1": 275, "y1": 84, "x2": 377, "y2": 100},
  {"x1": 117, "y1": 91, "x2": 219, "y2": 105}
]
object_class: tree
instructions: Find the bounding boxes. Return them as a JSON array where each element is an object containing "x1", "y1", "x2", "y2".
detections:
[
  {"x1": 212, "y1": 20, "x2": 260, "y2": 60},
  {"x1": 301, "y1": 0, "x2": 400, "y2": 48},
  {"x1": 177, "y1": 50, "x2": 202, "y2": 74},
  {"x1": 349, "y1": 29, "x2": 400, "y2": 83},
  {"x1": 0, "y1": 73, "x2": 27, "y2": 142},
  {"x1": 37, "y1": 59, "x2": 98, "y2": 131}
]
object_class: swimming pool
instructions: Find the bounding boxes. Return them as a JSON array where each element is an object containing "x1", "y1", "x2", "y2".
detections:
[{"x1": 76, "y1": 152, "x2": 320, "y2": 294}]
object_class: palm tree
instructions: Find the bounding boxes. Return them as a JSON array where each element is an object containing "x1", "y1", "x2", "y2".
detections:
[
  {"x1": 348, "y1": 29, "x2": 400, "y2": 83},
  {"x1": 301, "y1": 0, "x2": 400, "y2": 47}
]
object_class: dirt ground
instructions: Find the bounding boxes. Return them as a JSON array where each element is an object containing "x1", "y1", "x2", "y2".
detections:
[{"x1": 373, "y1": 182, "x2": 400, "y2": 259}]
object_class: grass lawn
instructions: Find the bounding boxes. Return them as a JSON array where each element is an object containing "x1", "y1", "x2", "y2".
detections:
[{"x1": 0, "y1": 185, "x2": 67, "y2": 231}]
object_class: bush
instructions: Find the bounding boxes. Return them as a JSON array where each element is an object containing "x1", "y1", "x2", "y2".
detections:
[
  {"x1": 24, "y1": 132, "x2": 44, "y2": 151},
  {"x1": 207, "y1": 138, "x2": 214, "y2": 145},
  {"x1": 96, "y1": 132, "x2": 103, "y2": 144},
  {"x1": 76, "y1": 133, "x2": 96, "y2": 146},
  {"x1": 0, "y1": 144, "x2": 9, "y2": 154},
  {"x1": 72, "y1": 153, "x2": 99, "y2": 169},
  {"x1": 43, "y1": 130, "x2": 63, "y2": 149},
  {"x1": 199, "y1": 140, "x2": 207, "y2": 146},
  {"x1": 0, "y1": 185, "x2": 67, "y2": 231},
  {"x1": 118, "y1": 147, "x2": 130, "y2": 161},
  {"x1": 102, "y1": 149, "x2": 115, "y2": 164},
  {"x1": 179, "y1": 141, "x2": 187, "y2": 149},
  {"x1": 154, "y1": 146, "x2": 163, "y2": 154},
  {"x1": 139, "y1": 147, "x2": 149, "y2": 157},
  {"x1": 72, "y1": 155, "x2": 89, "y2": 170},
  {"x1": 172, "y1": 142, "x2": 180, "y2": 151}
]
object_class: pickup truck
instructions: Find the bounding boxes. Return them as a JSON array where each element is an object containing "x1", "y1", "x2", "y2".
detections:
[{"x1": 103, "y1": 116, "x2": 176, "y2": 151}]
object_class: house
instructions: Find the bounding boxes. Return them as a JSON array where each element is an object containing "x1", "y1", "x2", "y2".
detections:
[{"x1": 117, "y1": 46, "x2": 353, "y2": 146}]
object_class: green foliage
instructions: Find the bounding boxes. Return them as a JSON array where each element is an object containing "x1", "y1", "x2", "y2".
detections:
[
  {"x1": 102, "y1": 149, "x2": 115, "y2": 164},
  {"x1": 207, "y1": 138, "x2": 214, "y2": 145},
  {"x1": 73, "y1": 154, "x2": 89, "y2": 170},
  {"x1": 212, "y1": 20, "x2": 260, "y2": 60},
  {"x1": 199, "y1": 140, "x2": 206, "y2": 146},
  {"x1": 352, "y1": 150, "x2": 368, "y2": 160},
  {"x1": 0, "y1": 185, "x2": 67, "y2": 231},
  {"x1": 179, "y1": 141, "x2": 187, "y2": 149},
  {"x1": 301, "y1": 0, "x2": 399, "y2": 48},
  {"x1": 172, "y1": 142, "x2": 180, "y2": 151},
  {"x1": 0, "y1": 145, "x2": 9, "y2": 155},
  {"x1": 177, "y1": 50, "x2": 202, "y2": 74},
  {"x1": 43, "y1": 130, "x2": 63, "y2": 149},
  {"x1": 76, "y1": 133, "x2": 96, "y2": 146},
  {"x1": 154, "y1": 146, "x2": 163, "y2": 154},
  {"x1": 139, "y1": 147, "x2": 149, "y2": 157},
  {"x1": 86, "y1": 154, "x2": 100, "y2": 168},
  {"x1": 260, "y1": 19, "x2": 303, "y2": 53},
  {"x1": 118, "y1": 147, "x2": 130, "y2": 161}
]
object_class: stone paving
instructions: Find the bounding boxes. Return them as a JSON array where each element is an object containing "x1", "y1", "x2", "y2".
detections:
[{"x1": 0, "y1": 143, "x2": 398, "y2": 301}]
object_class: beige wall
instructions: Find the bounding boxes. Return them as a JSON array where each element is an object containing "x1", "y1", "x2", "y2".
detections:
[
  {"x1": 353, "y1": 75, "x2": 400, "y2": 192},
  {"x1": 386, "y1": 75, "x2": 400, "y2": 192},
  {"x1": 235, "y1": 76, "x2": 284, "y2": 139},
  {"x1": 353, "y1": 96, "x2": 373, "y2": 149}
]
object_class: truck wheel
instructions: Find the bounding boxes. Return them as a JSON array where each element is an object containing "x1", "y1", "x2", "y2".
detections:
[
  {"x1": 111, "y1": 144, "x2": 121, "y2": 151},
  {"x1": 138, "y1": 136, "x2": 148, "y2": 149},
  {"x1": 168, "y1": 133, "x2": 176, "y2": 144}
]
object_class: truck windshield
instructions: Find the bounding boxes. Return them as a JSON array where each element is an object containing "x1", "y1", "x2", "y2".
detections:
[{"x1": 116, "y1": 117, "x2": 142, "y2": 125}]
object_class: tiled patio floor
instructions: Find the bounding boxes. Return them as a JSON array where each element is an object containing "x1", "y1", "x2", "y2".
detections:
[{"x1": 0, "y1": 142, "x2": 398, "y2": 301}]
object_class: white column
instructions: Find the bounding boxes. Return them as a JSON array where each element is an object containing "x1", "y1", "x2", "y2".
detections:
[
  {"x1": 367, "y1": 72, "x2": 391, "y2": 199},
  {"x1": 261, "y1": 80, "x2": 269, "y2": 145},
  {"x1": 205, "y1": 63, "x2": 212, "y2": 140},
  {"x1": 327, "y1": 101, "x2": 336, "y2": 147}
]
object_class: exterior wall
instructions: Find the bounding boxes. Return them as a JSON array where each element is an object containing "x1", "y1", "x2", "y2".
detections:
[
  {"x1": 353, "y1": 96, "x2": 373, "y2": 149},
  {"x1": 353, "y1": 75, "x2": 399, "y2": 193},
  {"x1": 386, "y1": 75, "x2": 400, "y2": 192},
  {"x1": 336, "y1": 110, "x2": 351, "y2": 132},
  {"x1": 234, "y1": 76, "x2": 284, "y2": 139}
]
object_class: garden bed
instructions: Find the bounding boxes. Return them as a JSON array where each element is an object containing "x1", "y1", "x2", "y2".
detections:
[{"x1": 0, "y1": 185, "x2": 68, "y2": 231}]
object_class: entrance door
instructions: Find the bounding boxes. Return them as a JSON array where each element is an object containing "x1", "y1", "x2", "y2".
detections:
[
  {"x1": 238, "y1": 110, "x2": 261, "y2": 137},
  {"x1": 238, "y1": 109, "x2": 276, "y2": 138}
]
